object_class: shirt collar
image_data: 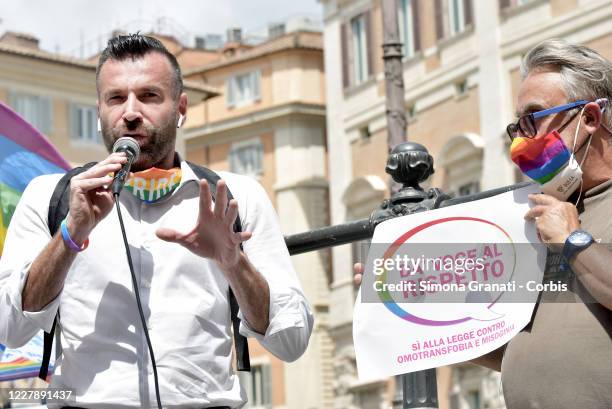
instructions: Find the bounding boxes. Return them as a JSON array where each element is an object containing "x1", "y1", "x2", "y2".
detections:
[{"x1": 584, "y1": 179, "x2": 612, "y2": 199}]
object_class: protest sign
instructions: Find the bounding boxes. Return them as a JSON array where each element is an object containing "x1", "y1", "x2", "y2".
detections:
[{"x1": 354, "y1": 185, "x2": 547, "y2": 379}]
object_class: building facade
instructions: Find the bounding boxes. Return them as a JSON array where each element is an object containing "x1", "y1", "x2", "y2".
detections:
[
  {"x1": 321, "y1": 0, "x2": 612, "y2": 408},
  {"x1": 181, "y1": 30, "x2": 333, "y2": 409}
]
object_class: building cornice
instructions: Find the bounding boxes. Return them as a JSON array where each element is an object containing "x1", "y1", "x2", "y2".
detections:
[
  {"x1": 0, "y1": 43, "x2": 96, "y2": 70},
  {"x1": 500, "y1": 0, "x2": 612, "y2": 58},
  {"x1": 184, "y1": 31, "x2": 323, "y2": 75},
  {"x1": 0, "y1": 43, "x2": 219, "y2": 101},
  {"x1": 183, "y1": 102, "x2": 326, "y2": 140}
]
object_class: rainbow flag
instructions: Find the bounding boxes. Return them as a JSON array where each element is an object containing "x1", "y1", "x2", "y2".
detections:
[
  {"x1": 0, "y1": 100, "x2": 71, "y2": 254},
  {"x1": 0, "y1": 335, "x2": 51, "y2": 381},
  {"x1": 0, "y1": 100, "x2": 71, "y2": 381}
]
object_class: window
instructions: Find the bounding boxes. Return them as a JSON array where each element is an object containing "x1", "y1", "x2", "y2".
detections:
[
  {"x1": 448, "y1": 0, "x2": 466, "y2": 35},
  {"x1": 458, "y1": 181, "x2": 480, "y2": 197},
  {"x1": 359, "y1": 124, "x2": 371, "y2": 140},
  {"x1": 436, "y1": 0, "x2": 472, "y2": 40},
  {"x1": 407, "y1": 105, "x2": 417, "y2": 121},
  {"x1": 8, "y1": 91, "x2": 53, "y2": 134},
  {"x1": 466, "y1": 390, "x2": 481, "y2": 409},
  {"x1": 398, "y1": 0, "x2": 416, "y2": 58},
  {"x1": 239, "y1": 364, "x2": 272, "y2": 408},
  {"x1": 456, "y1": 80, "x2": 468, "y2": 97},
  {"x1": 70, "y1": 104, "x2": 100, "y2": 143},
  {"x1": 226, "y1": 70, "x2": 261, "y2": 107},
  {"x1": 229, "y1": 138, "x2": 264, "y2": 177},
  {"x1": 341, "y1": 11, "x2": 373, "y2": 88},
  {"x1": 351, "y1": 14, "x2": 369, "y2": 85}
]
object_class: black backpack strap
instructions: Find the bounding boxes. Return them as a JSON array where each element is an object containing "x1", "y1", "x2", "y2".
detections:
[
  {"x1": 39, "y1": 162, "x2": 97, "y2": 381},
  {"x1": 38, "y1": 316, "x2": 56, "y2": 381},
  {"x1": 187, "y1": 161, "x2": 250, "y2": 372}
]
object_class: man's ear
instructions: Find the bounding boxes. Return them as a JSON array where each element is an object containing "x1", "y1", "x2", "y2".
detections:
[
  {"x1": 177, "y1": 92, "x2": 188, "y2": 128},
  {"x1": 582, "y1": 101, "x2": 603, "y2": 134}
]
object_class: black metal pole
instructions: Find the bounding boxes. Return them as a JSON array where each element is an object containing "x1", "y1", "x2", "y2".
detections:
[
  {"x1": 285, "y1": 181, "x2": 530, "y2": 255},
  {"x1": 380, "y1": 1, "x2": 437, "y2": 403}
]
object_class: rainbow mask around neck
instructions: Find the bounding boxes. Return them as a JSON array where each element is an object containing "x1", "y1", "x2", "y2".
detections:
[{"x1": 123, "y1": 167, "x2": 182, "y2": 203}]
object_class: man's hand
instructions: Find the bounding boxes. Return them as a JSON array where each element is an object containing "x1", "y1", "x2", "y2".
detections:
[
  {"x1": 66, "y1": 152, "x2": 127, "y2": 244},
  {"x1": 156, "y1": 179, "x2": 252, "y2": 269},
  {"x1": 354, "y1": 262, "x2": 364, "y2": 286},
  {"x1": 524, "y1": 193, "x2": 581, "y2": 250}
]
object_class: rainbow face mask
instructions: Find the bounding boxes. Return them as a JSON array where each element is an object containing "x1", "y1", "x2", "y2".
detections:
[
  {"x1": 510, "y1": 130, "x2": 583, "y2": 200},
  {"x1": 123, "y1": 167, "x2": 182, "y2": 203}
]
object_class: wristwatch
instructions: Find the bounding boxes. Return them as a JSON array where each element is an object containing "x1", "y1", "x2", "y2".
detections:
[{"x1": 562, "y1": 229, "x2": 595, "y2": 263}]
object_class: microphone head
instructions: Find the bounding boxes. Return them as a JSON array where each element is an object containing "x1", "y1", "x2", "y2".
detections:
[{"x1": 112, "y1": 137, "x2": 141, "y2": 160}]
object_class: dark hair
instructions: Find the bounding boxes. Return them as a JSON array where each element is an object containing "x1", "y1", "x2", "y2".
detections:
[{"x1": 96, "y1": 33, "x2": 183, "y2": 99}]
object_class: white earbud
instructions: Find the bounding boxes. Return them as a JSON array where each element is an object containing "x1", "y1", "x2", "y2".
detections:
[
  {"x1": 177, "y1": 114, "x2": 185, "y2": 128},
  {"x1": 97, "y1": 118, "x2": 101, "y2": 132}
]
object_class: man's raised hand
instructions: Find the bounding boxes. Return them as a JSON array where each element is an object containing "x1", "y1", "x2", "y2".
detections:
[{"x1": 156, "y1": 179, "x2": 252, "y2": 269}]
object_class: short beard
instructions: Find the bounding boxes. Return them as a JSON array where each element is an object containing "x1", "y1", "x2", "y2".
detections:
[{"x1": 101, "y1": 116, "x2": 177, "y2": 171}]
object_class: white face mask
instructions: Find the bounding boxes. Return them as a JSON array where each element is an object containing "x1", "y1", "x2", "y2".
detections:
[
  {"x1": 540, "y1": 155, "x2": 584, "y2": 200},
  {"x1": 540, "y1": 106, "x2": 591, "y2": 202}
]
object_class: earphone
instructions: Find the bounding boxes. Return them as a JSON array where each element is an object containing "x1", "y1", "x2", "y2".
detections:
[{"x1": 97, "y1": 118, "x2": 102, "y2": 132}]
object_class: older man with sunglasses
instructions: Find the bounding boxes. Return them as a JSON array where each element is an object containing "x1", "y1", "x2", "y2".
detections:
[
  {"x1": 354, "y1": 39, "x2": 612, "y2": 409},
  {"x1": 468, "y1": 40, "x2": 612, "y2": 409}
]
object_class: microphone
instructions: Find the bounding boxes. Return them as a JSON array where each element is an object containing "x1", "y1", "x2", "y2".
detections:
[{"x1": 111, "y1": 137, "x2": 140, "y2": 196}]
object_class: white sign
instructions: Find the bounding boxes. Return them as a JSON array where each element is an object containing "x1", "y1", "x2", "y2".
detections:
[{"x1": 354, "y1": 185, "x2": 547, "y2": 379}]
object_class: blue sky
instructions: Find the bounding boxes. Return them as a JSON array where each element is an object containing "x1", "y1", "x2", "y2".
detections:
[{"x1": 0, "y1": 0, "x2": 322, "y2": 56}]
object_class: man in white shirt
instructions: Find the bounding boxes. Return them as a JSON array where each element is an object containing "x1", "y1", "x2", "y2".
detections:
[{"x1": 0, "y1": 34, "x2": 313, "y2": 408}]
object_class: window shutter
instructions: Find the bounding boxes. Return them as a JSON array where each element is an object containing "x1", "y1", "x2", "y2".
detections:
[
  {"x1": 69, "y1": 103, "x2": 79, "y2": 140},
  {"x1": 229, "y1": 147, "x2": 238, "y2": 173},
  {"x1": 7, "y1": 90, "x2": 17, "y2": 111},
  {"x1": 364, "y1": 10, "x2": 374, "y2": 78},
  {"x1": 252, "y1": 70, "x2": 261, "y2": 101},
  {"x1": 412, "y1": 0, "x2": 422, "y2": 52},
  {"x1": 435, "y1": 0, "x2": 445, "y2": 40},
  {"x1": 340, "y1": 23, "x2": 350, "y2": 88},
  {"x1": 39, "y1": 96, "x2": 53, "y2": 135},
  {"x1": 463, "y1": 0, "x2": 473, "y2": 26},
  {"x1": 255, "y1": 141, "x2": 263, "y2": 175},
  {"x1": 87, "y1": 108, "x2": 97, "y2": 142},
  {"x1": 226, "y1": 77, "x2": 236, "y2": 107},
  {"x1": 262, "y1": 364, "x2": 272, "y2": 405}
]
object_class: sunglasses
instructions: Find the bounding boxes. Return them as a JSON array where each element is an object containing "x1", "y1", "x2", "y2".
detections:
[{"x1": 506, "y1": 100, "x2": 589, "y2": 141}]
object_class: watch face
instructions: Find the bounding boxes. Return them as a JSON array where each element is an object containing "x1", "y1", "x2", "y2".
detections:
[{"x1": 569, "y1": 230, "x2": 593, "y2": 246}]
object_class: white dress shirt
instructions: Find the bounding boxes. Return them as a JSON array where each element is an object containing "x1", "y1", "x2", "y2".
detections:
[{"x1": 0, "y1": 160, "x2": 314, "y2": 408}]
